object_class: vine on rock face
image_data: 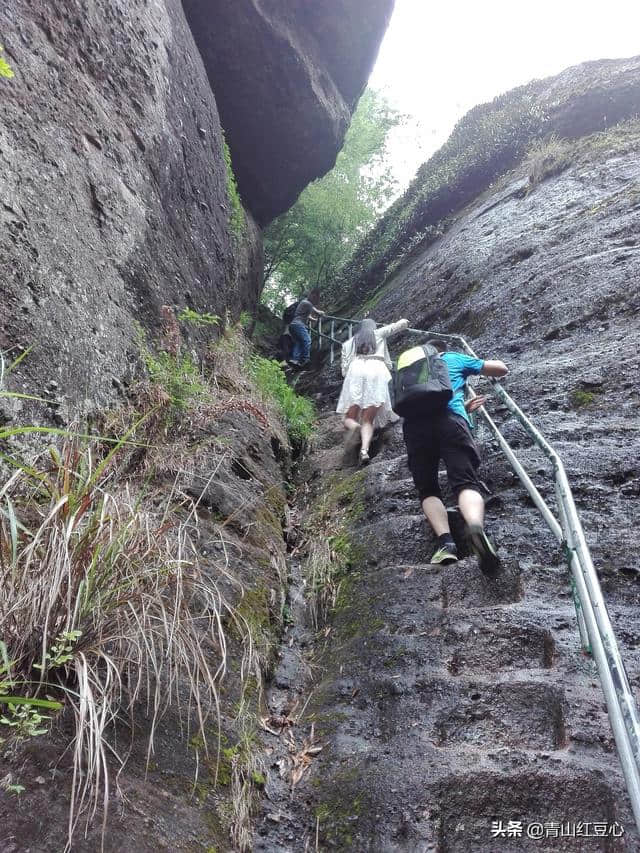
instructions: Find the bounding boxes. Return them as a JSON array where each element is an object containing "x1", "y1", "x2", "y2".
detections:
[{"x1": 223, "y1": 135, "x2": 247, "y2": 237}]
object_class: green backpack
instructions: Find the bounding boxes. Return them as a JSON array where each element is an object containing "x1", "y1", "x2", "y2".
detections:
[{"x1": 391, "y1": 344, "x2": 453, "y2": 418}]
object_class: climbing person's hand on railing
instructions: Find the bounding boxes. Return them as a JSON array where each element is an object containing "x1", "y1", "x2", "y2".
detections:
[{"x1": 465, "y1": 395, "x2": 488, "y2": 414}]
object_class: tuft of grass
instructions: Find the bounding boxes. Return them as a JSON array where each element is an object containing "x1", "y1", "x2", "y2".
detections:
[
  {"x1": 570, "y1": 389, "x2": 598, "y2": 408},
  {"x1": 228, "y1": 707, "x2": 266, "y2": 853},
  {"x1": 525, "y1": 133, "x2": 573, "y2": 190},
  {"x1": 249, "y1": 356, "x2": 315, "y2": 446},
  {"x1": 0, "y1": 435, "x2": 248, "y2": 846},
  {"x1": 302, "y1": 472, "x2": 365, "y2": 629}
]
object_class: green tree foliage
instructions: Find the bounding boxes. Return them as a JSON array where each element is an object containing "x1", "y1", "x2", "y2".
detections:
[{"x1": 262, "y1": 88, "x2": 402, "y2": 312}]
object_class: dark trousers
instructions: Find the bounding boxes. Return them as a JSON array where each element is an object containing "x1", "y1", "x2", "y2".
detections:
[
  {"x1": 289, "y1": 321, "x2": 311, "y2": 363},
  {"x1": 403, "y1": 411, "x2": 482, "y2": 502}
]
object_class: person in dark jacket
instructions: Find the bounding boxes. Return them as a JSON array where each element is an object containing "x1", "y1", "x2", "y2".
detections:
[{"x1": 288, "y1": 289, "x2": 325, "y2": 367}]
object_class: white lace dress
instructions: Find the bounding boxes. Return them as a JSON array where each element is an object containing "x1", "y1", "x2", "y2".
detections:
[{"x1": 335, "y1": 319, "x2": 409, "y2": 429}]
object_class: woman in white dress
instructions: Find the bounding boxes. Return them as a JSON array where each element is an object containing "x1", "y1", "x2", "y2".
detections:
[{"x1": 336, "y1": 317, "x2": 409, "y2": 463}]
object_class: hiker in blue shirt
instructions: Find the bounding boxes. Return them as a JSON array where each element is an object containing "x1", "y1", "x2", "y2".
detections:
[{"x1": 402, "y1": 340, "x2": 508, "y2": 575}]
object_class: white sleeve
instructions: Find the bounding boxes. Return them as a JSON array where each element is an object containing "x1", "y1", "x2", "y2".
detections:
[{"x1": 377, "y1": 319, "x2": 409, "y2": 339}]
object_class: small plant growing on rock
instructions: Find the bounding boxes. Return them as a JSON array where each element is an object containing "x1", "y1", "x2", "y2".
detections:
[
  {"x1": 570, "y1": 389, "x2": 598, "y2": 408},
  {"x1": 0, "y1": 46, "x2": 13, "y2": 79},
  {"x1": 143, "y1": 347, "x2": 207, "y2": 410},
  {"x1": 526, "y1": 133, "x2": 573, "y2": 190},
  {"x1": 222, "y1": 135, "x2": 246, "y2": 237},
  {"x1": 249, "y1": 355, "x2": 315, "y2": 446},
  {"x1": 179, "y1": 307, "x2": 220, "y2": 327},
  {"x1": 139, "y1": 307, "x2": 208, "y2": 412}
]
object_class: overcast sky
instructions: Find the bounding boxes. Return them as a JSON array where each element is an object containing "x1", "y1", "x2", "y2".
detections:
[{"x1": 370, "y1": 0, "x2": 640, "y2": 191}]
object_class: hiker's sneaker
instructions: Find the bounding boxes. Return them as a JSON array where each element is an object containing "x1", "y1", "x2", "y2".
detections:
[
  {"x1": 467, "y1": 525, "x2": 501, "y2": 577},
  {"x1": 430, "y1": 542, "x2": 458, "y2": 565},
  {"x1": 286, "y1": 359, "x2": 300, "y2": 368},
  {"x1": 359, "y1": 450, "x2": 370, "y2": 466}
]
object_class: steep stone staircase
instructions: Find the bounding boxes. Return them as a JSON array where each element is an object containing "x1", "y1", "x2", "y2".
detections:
[{"x1": 256, "y1": 364, "x2": 640, "y2": 852}]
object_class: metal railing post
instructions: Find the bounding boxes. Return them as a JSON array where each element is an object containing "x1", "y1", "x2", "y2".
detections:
[{"x1": 330, "y1": 319, "x2": 335, "y2": 365}]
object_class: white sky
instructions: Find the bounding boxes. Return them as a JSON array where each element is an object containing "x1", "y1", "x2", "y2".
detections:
[{"x1": 370, "y1": 0, "x2": 640, "y2": 192}]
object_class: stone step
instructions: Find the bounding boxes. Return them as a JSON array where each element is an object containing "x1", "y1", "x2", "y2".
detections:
[
  {"x1": 441, "y1": 557, "x2": 524, "y2": 607},
  {"x1": 433, "y1": 770, "x2": 624, "y2": 852},
  {"x1": 433, "y1": 680, "x2": 567, "y2": 751},
  {"x1": 443, "y1": 614, "x2": 555, "y2": 675}
]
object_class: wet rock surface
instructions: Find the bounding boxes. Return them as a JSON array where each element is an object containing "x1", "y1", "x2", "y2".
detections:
[
  {"x1": 256, "y1": 396, "x2": 640, "y2": 850},
  {"x1": 182, "y1": 0, "x2": 394, "y2": 225},
  {"x1": 338, "y1": 56, "x2": 640, "y2": 311}
]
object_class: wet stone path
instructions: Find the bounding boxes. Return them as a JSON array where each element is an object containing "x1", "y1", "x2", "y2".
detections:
[{"x1": 255, "y1": 396, "x2": 640, "y2": 852}]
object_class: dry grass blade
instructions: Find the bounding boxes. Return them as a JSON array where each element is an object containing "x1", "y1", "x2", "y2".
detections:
[
  {"x1": 285, "y1": 723, "x2": 323, "y2": 791},
  {"x1": 305, "y1": 538, "x2": 340, "y2": 631},
  {"x1": 0, "y1": 439, "x2": 240, "y2": 850}
]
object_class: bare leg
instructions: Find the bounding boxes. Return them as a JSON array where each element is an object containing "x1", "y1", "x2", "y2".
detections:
[
  {"x1": 343, "y1": 404, "x2": 361, "y2": 433},
  {"x1": 457, "y1": 488, "x2": 485, "y2": 528},
  {"x1": 421, "y1": 496, "x2": 451, "y2": 537},
  {"x1": 458, "y1": 487, "x2": 499, "y2": 575},
  {"x1": 360, "y1": 405, "x2": 380, "y2": 455}
]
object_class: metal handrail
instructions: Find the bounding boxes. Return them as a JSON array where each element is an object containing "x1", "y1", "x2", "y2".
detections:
[{"x1": 315, "y1": 317, "x2": 640, "y2": 832}]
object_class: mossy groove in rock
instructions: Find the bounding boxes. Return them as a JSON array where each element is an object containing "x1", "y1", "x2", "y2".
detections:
[{"x1": 301, "y1": 469, "x2": 366, "y2": 628}]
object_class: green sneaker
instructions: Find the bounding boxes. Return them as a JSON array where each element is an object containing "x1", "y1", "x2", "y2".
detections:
[
  {"x1": 430, "y1": 542, "x2": 458, "y2": 565},
  {"x1": 467, "y1": 525, "x2": 501, "y2": 577}
]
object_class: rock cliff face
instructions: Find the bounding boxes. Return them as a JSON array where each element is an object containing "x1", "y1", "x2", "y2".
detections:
[
  {"x1": 0, "y1": 0, "x2": 392, "y2": 418},
  {"x1": 182, "y1": 0, "x2": 395, "y2": 225},
  {"x1": 337, "y1": 56, "x2": 640, "y2": 313},
  {"x1": 1, "y1": 0, "x2": 262, "y2": 415}
]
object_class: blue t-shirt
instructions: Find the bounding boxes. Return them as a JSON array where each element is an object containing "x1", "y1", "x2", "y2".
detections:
[{"x1": 441, "y1": 351, "x2": 484, "y2": 425}]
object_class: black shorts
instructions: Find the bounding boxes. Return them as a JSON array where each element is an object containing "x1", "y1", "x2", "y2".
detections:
[{"x1": 403, "y1": 411, "x2": 482, "y2": 502}]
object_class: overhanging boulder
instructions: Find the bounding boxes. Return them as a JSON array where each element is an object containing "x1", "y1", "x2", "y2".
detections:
[{"x1": 182, "y1": 0, "x2": 394, "y2": 225}]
